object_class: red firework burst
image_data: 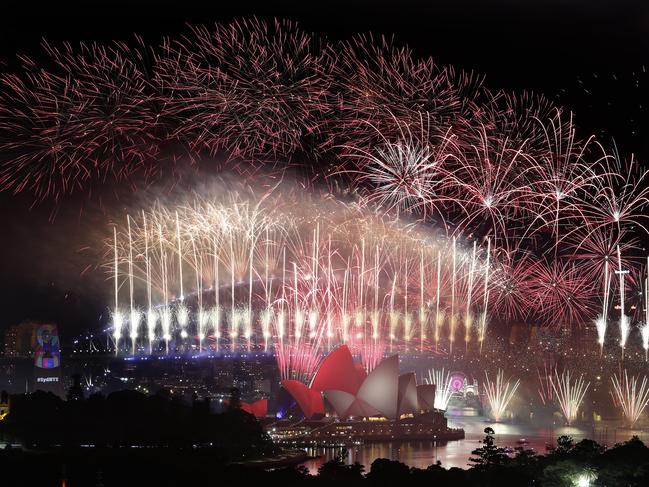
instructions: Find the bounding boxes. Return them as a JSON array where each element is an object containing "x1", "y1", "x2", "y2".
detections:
[
  {"x1": 156, "y1": 18, "x2": 332, "y2": 160},
  {"x1": 0, "y1": 40, "x2": 161, "y2": 199},
  {"x1": 564, "y1": 225, "x2": 640, "y2": 283},
  {"x1": 489, "y1": 249, "x2": 536, "y2": 322},
  {"x1": 527, "y1": 258, "x2": 596, "y2": 326},
  {"x1": 324, "y1": 34, "x2": 474, "y2": 151}
]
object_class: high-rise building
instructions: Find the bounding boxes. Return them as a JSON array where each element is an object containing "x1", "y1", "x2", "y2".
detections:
[
  {"x1": 2, "y1": 321, "x2": 64, "y2": 397},
  {"x1": 3, "y1": 321, "x2": 43, "y2": 357},
  {"x1": 3, "y1": 325, "x2": 19, "y2": 357},
  {"x1": 33, "y1": 324, "x2": 63, "y2": 396}
]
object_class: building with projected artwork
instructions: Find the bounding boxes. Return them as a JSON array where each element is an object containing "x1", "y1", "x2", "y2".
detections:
[
  {"x1": 32, "y1": 324, "x2": 63, "y2": 396},
  {"x1": 270, "y1": 346, "x2": 464, "y2": 444},
  {"x1": 1, "y1": 321, "x2": 63, "y2": 396}
]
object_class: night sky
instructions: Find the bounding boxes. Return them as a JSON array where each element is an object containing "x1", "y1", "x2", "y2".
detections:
[{"x1": 1, "y1": 0, "x2": 648, "y2": 339}]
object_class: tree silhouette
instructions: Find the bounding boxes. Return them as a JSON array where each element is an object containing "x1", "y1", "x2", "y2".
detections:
[
  {"x1": 555, "y1": 435, "x2": 574, "y2": 454},
  {"x1": 469, "y1": 427, "x2": 509, "y2": 468}
]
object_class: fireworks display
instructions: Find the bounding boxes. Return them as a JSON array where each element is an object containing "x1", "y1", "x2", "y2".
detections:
[
  {"x1": 537, "y1": 365, "x2": 555, "y2": 406},
  {"x1": 108, "y1": 187, "x2": 495, "y2": 379},
  {"x1": 483, "y1": 369, "x2": 520, "y2": 422},
  {"x1": 610, "y1": 370, "x2": 649, "y2": 428},
  {"x1": 2, "y1": 18, "x2": 649, "y2": 426},
  {"x1": 14, "y1": 18, "x2": 635, "y2": 386},
  {"x1": 549, "y1": 370, "x2": 591, "y2": 426},
  {"x1": 0, "y1": 20, "x2": 644, "y2": 338},
  {"x1": 424, "y1": 368, "x2": 454, "y2": 411}
]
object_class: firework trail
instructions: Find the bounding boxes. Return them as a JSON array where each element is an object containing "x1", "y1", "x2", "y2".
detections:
[
  {"x1": 483, "y1": 369, "x2": 520, "y2": 422},
  {"x1": 611, "y1": 370, "x2": 649, "y2": 428},
  {"x1": 550, "y1": 370, "x2": 590, "y2": 426},
  {"x1": 478, "y1": 238, "x2": 491, "y2": 354},
  {"x1": 424, "y1": 368, "x2": 454, "y2": 411},
  {"x1": 111, "y1": 226, "x2": 123, "y2": 355},
  {"x1": 594, "y1": 259, "x2": 611, "y2": 354},
  {"x1": 642, "y1": 257, "x2": 649, "y2": 361},
  {"x1": 537, "y1": 364, "x2": 555, "y2": 406},
  {"x1": 588, "y1": 152, "x2": 649, "y2": 236},
  {"x1": 2, "y1": 19, "x2": 649, "y2": 354},
  {"x1": 107, "y1": 187, "x2": 498, "y2": 381},
  {"x1": 642, "y1": 324, "x2": 649, "y2": 362},
  {"x1": 617, "y1": 245, "x2": 631, "y2": 358}
]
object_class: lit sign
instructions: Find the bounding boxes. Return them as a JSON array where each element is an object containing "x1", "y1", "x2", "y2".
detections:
[{"x1": 36, "y1": 377, "x2": 59, "y2": 383}]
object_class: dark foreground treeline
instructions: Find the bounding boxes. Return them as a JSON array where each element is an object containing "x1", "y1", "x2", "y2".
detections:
[
  {"x1": 0, "y1": 388, "x2": 275, "y2": 457},
  {"x1": 2, "y1": 389, "x2": 649, "y2": 486},
  {"x1": 1, "y1": 433, "x2": 649, "y2": 487}
]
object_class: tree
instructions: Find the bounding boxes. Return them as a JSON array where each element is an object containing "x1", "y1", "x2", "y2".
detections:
[
  {"x1": 66, "y1": 374, "x2": 84, "y2": 402},
  {"x1": 597, "y1": 436, "x2": 649, "y2": 486},
  {"x1": 317, "y1": 448, "x2": 365, "y2": 485},
  {"x1": 555, "y1": 435, "x2": 574, "y2": 454},
  {"x1": 570, "y1": 439, "x2": 603, "y2": 461},
  {"x1": 511, "y1": 446, "x2": 537, "y2": 467},
  {"x1": 470, "y1": 427, "x2": 509, "y2": 468},
  {"x1": 367, "y1": 458, "x2": 410, "y2": 485}
]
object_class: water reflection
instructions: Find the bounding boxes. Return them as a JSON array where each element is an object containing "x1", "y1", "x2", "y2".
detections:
[{"x1": 301, "y1": 416, "x2": 649, "y2": 472}]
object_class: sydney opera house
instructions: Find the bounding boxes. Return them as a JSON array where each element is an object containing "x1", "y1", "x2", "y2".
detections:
[{"x1": 268, "y1": 346, "x2": 464, "y2": 444}]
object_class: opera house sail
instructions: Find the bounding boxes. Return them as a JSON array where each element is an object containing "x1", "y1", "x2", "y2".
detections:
[{"x1": 272, "y1": 346, "x2": 464, "y2": 444}]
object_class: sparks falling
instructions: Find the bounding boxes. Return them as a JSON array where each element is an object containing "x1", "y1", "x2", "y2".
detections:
[
  {"x1": 550, "y1": 370, "x2": 590, "y2": 426},
  {"x1": 483, "y1": 369, "x2": 520, "y2": 422},
  {"x1": 610, "y1": 370, "x2": 649, "y2": 428},
  {"x1": 424, "y1": 368, "x2": 454, "y2": 411}
]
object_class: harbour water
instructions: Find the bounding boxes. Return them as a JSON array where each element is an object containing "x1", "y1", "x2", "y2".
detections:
[{"x1": 301, "y1": 416, "x2": 649, "y2": 472}]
